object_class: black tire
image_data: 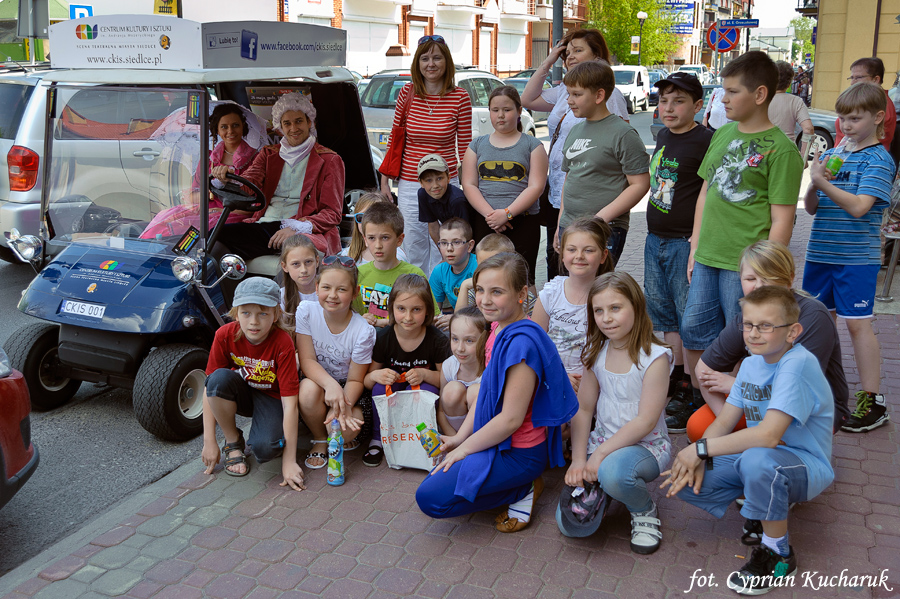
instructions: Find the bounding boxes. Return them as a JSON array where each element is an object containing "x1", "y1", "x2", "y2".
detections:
[
  {"x1": 641, "y1": 96, "x2": 649, "y2": 111},
  {"x1": 5, "y1": 323, "x2": 82, "y2": 411},
  {"x1": 526, "y1": 127, "x2": 536, "y2": 137},
  {"x1": 628, "y1": 96, "x2": 636, "y2": 115},
  {"x1": 797, "y1": 127, "x2": 834, "y2": 160},
  {"x1": 133, "y1": 344, "x2": 209, "y2": 441}
]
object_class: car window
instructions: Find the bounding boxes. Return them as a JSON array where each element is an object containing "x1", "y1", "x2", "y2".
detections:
[
  {"x1": 614, "y1": 71, "x2": 635, "y2": 85},
  {"x1": 487, "y1": 77, "x2": 505, "y2": 91},
  {"x1": 466, "y1": 78, "x2": 493, "y2": 107},
  {"x1": 0, "y1": 82, "x2": 35, "y2": 140},
  {"x1": 361, "y1": 76, "x2": 410, "y2": 108}
]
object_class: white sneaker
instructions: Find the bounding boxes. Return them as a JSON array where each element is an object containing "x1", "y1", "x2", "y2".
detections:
[{"x1": 630, "y1": 502, "x2": 662, "y2": 555}]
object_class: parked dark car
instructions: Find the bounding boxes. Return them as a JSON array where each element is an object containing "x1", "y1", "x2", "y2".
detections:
[
  {"x1": 503, "y1": 77, "x2": 552, "y2": 123},
  {"x1": 650, "y1": 84, "x2": 719, "y2": 141},
  {"x1": 648, "y1": 71, "x2": 663, "y2": 106},
  {"x1": 0, "y1": 344, "x2": 38, "y2": 510}
]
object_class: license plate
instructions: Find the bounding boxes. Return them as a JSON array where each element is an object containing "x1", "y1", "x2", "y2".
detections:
[
  {"x1": 378, "y1": 133, "x2": 390, "y2": 145},
  {"x1": 60, "y1": 299, "x2": 106, "y2": 319}
]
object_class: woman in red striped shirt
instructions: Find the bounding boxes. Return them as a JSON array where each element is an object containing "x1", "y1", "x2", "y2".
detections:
[{"x1": 379, "y1": 36, "x2": 473, "y2": 274}]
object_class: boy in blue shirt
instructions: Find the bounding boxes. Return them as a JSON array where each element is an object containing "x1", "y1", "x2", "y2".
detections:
[
  {"x1": 662, "y1": 286, "x2": 833, "y2": 596},
  {"x1": 803, "y1": 82, "x2": 895, "y2": 433},
  {"x1": 430, "y1": 217, "x2": 477, "y2": 331}
]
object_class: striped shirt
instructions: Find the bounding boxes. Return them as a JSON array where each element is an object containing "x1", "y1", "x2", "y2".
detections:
[
  {"x1": 806, "y1": 144, "x2": 895, "y2": 265},
  {"x1": 393, "y1": 83, "x2": 472, "y2": 182}
]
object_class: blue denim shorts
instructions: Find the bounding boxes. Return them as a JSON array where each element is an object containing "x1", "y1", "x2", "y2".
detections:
[
  {"x1": 802, "y1": 261, "x2": 879, "y2": 318},
  {"x1": 643, "y1": 233, "x2": 691, "y2": 332},
  {"x1": 681, "y1": 262, "x2": 743, "y2": 351}
]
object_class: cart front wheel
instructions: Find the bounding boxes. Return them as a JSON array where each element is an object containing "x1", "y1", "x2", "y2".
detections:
[
  {"x1": 6, "y1": 323, "x2": 82, "y2": 410},
  {"x1": 133, "y1": 344, "x2": 209, "y2": 441}
]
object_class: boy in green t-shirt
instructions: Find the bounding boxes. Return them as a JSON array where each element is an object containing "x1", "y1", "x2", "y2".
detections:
[
  {"x1": 676, "y1": 51, "x2": 803, "y2": 433},
  {"x1": 354, "y1": 201, "x2": 439, "y2": 326},
  {"x1": 557, "y1": 61, "x2": 650, "y2": 265}
]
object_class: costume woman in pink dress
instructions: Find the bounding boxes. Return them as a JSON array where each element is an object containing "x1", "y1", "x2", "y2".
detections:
[{"x1": 142, "y1": 103, "x2": 261, "y2": 238}]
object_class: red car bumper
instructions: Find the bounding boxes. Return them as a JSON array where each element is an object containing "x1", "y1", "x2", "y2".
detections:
[{"x1": 0, "y1": 369, "x2": 39, "y2": 509}]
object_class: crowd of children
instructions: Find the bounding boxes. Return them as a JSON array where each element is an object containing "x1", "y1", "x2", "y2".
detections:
[{"x1": 198, "y1": 50, "x2": 893, "y2": 596}]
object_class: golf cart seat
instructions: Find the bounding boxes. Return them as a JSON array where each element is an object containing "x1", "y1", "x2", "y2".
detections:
[{"x1": 246, "y1": 255, "x2": 282, "y2": 277}]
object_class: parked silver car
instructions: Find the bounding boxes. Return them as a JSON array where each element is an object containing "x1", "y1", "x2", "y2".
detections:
[{"x1": 361, "y1": 69, "x2": 536, "y2": 153}]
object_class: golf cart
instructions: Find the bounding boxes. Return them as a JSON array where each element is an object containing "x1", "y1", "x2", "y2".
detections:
[{"x1": 5, "y1": 17, "x2": 376, "y2": 441}]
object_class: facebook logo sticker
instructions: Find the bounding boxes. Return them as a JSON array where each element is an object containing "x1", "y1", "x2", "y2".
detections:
[{"x1": 240, "y1": 30, "x2": 258, "y2": 61}]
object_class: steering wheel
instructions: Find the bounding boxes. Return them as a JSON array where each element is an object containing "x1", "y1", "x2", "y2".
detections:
[{"x1": 208, "y1": 173, "x2": 266, "y2": 214}]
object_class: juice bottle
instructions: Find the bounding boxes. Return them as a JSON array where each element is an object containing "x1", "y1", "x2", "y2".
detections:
[
  {"x1": 824, "y1": 138, "x2": 856, "y2": 177},
  {"x1": 327, "y1": 419, "x2": 344, "y2": 486},
  {"x1": 416, "y1": 423, "x2": 442, "y2": 458}
]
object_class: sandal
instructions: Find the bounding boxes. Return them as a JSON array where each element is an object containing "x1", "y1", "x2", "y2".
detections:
[
  {"x1": 343, "y1": 437, "x2": 361, "y2": 451},
  {"x1": 222, "y1": 431, "x2": 250, "y2": 477},
  {"x1": 305, "y1": 439, "x2": 328, "y2": 470},
  {"x1": 495, "y1": 477, "x2": 544, "y2": 533}
]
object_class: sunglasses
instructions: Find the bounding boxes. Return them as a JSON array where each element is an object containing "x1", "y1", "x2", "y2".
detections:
[
  {"x1": 322, "y1": 255, "x2": 357, "y2": 268},
  {"x1": 418, "y1": 35, "x2": 446, "y2": 46},
  {"x1": 347, "y1": 212, "x2": 366, "y2": 224}
]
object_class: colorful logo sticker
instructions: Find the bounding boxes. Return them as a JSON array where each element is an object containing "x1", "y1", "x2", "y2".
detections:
[
  {"x1": 159, "y1": 35, "x2": 171, "y2": 50},
  {"x1": 75, "y1": 24, "x2": 98, "y2": 40},
  {"x1": 186, "y1": 92, "x2": 201, "y2": 125},
  {"x1": 87, "y1": 283, "x2": 97, "y2": 293},
  {"x1": 173, "y1": 226, "x2": 200, "y2": 255},
  {"x1": 100, "y1": 260, "x2": 119, "y2": 270}
]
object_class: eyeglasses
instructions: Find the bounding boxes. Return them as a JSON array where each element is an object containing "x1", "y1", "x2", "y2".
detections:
[
  {"x1": 347, "y1": 212, "x2": 365, "y2": 224},
  {"x1": 418, "y1": 35, "x2": 446, "y2": 46},
  {"x1": 847, "y1": 75, "x2": 871, "y2": 82},
  {"x1": 322, "y1": 255, "x2": 356, "y2": 268},
  {"x1": 738, "y1": 321, "x2": 796, "y2": 334},
  {"x1": 437, "y1": 240, "x2": 468, "y2": 249}
]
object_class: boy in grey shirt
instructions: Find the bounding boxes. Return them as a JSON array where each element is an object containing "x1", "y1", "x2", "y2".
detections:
[{"x1": 558, "y1": 61, "x2": 650, "y2": 264}]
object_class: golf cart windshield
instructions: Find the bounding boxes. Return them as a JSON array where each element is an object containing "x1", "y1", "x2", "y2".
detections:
[{"x1": 46, "y1": 85, "x2": 211, "y2": 256}]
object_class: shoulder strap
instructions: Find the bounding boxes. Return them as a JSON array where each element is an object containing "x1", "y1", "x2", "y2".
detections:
[
  {"x1": 549, "y1": 110, "x2": 567, "y2": 153},
  {"x1": 400, "y1": 83, "x2": 414, "y2": 126}
]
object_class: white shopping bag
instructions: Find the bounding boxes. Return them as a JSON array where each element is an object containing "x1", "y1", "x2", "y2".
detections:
[{"x1": 372, "y1": 376, "x2": 442, "y2": 471}]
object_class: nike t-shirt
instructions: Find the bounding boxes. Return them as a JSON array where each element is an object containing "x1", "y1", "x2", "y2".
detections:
[{"x1": 560, "y1": 114, "x2": 649, "y2": 231}]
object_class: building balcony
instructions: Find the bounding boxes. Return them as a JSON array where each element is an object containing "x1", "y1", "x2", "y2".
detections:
[
  {"x1": 795, "y1": 0, "x2": 817, "y2": 16},
  {"x1": 565, "y1": 0, "x2": 586, "y2": 21}
]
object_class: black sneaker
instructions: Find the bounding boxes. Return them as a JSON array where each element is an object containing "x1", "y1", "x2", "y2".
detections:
[
  {"x1": 666, "y1": 380, "x2": 693, "y2": 416},
  {"x1": 741, "y1": 518, "x2": 763, "y2": 545},
  {"x1": 362, "y1": 445, "x2": 384, "y2": 467},
  {"x1": 665, "y1": 389, "x2": 704, "y2": 434},
  {"x1": 841, "y1": 391, "x2": 890, "y2": 432},
  {"x1": 727, "y1": 545, "x2": 797, "y2": 595}
]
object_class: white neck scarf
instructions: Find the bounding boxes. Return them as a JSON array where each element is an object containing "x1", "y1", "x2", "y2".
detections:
[{"x1": 280, "y1": 135, "x2": 316, "y2": 167}]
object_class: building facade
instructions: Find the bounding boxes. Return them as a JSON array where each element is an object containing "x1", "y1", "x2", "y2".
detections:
[{"x1": 799, "y1": 0, "x2": 900, "y2": 110}]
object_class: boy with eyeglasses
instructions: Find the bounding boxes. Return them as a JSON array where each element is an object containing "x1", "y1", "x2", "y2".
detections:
[
  {"x1": 429, "y1": 217, "x2": 477, "y2": 331},
  {"x1": 661, "y1": 286, "x2": 833, "y2": 596},
  {"x1": 417, "y1": 154, "x2": 471, "y2": 250}
]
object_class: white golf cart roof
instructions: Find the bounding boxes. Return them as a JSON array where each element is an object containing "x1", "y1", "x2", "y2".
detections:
[
  {"x1": 43, "y1": 67, "x2": 355, "y2": 85},
  {"x1": 47, "y1": 15, "x2": 348, "y2": 81}
]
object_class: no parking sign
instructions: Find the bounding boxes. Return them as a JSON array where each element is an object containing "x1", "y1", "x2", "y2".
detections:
[{"x1": 706, "y1": 24, "x2": 740, "y2": 52}]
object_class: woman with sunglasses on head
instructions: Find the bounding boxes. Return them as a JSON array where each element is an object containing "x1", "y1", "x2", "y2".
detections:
[
  {"x1": 217, "y1": 92, "x2": 345, "y2": 260},
  {"x1": 519, "y1": 29, "x2": 629, "y2": 279},
  {"x1": 379, "y1": 35, "x2": 473, "y2": 275}
]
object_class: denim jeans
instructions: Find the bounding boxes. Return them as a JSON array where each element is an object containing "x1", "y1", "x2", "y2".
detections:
[
  {"x1": 681, "y1": 262, "x2": 743, "y2": 351},
  {"x1": 677, "y1": 448, "x2": 809, "y2": 522},
  {"x1": 205, "y1": 369, "x2": 285, "y2": 463},
  {"x1": 643, "y1": 233, "x2": 691, "y2": 332},
  {"x1": 596, "y1": 444, "x2": 660, "y2": 513}
]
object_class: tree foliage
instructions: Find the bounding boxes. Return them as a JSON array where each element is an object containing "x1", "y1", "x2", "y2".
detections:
[
  {"x1": 790, "y1": 16, "x2": 816, "y2": 63},
  {"x1": 586, "y1": 0, "x2": 684, "y2": 67}
]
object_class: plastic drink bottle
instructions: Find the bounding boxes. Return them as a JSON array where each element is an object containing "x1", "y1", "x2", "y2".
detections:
[
  {"x1": 327, "y1": 419, "x2": 344, "y2": 486},
  {"x1": 824, "y1": 138, "x2": 857, "y2": 176},
  {"x1": 416, "y1": 423, "x2": 441, "y2": 458}
]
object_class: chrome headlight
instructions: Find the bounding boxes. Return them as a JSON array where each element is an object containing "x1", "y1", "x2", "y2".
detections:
[
  {"x1": 7, "y1": 229, "x2": 43, "y2": 262},
  {"x1": 171, "y1": 256, "x2": 199, "y2": 282}
]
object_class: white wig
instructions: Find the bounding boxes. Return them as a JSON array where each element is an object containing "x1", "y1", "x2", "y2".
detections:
[{"x1": 272, "y1": 92, "x2": 317, "y2": 138}]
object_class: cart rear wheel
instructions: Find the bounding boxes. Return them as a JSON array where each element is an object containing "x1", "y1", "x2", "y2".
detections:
[
  {"x1": 133, "y1": 344, "x2": 208, "y2": 441},
  {"x1": 6, "y1": 323, "x2": 82, "y2": 410}
]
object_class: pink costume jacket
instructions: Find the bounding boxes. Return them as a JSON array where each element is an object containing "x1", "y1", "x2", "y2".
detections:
[{"x1": 240, "y1": 143, "x2": 345, "y2": 255}]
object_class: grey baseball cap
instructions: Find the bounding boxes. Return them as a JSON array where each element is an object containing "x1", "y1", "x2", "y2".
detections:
[
  {"x1": 233, "y1": 277, "x2": 280, "y2": 308},
  {"x1": 557, "y1": 482, "x2": 608, "y2": 537}
]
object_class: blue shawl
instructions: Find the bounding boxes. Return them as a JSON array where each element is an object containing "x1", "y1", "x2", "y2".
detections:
[{"x1": 454, "y1": 319, "x2": 579, "y2": 501}]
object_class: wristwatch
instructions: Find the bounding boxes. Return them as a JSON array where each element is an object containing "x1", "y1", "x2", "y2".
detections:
[
  {"x1": 505, "y1": 208, "x2": 514, "y2": 221},
  {"x1": 696, "y1": 438, "x2": 713, "y2": 470}
]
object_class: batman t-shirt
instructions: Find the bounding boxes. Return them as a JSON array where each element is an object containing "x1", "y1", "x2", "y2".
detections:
[
  {"x1": 469, "y1": 133, "x2": 543, "y2": 214},
  {"x1": 646, "y1": 124, "x2": 713, "y2": 238}
]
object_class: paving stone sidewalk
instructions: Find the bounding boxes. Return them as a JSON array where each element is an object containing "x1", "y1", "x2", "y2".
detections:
[{"x1": 1, "y1": 211, "x2": 898, "y2": 599}]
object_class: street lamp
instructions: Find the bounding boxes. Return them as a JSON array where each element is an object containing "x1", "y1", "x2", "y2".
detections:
[{"x1": 637, "y1": 11, "x2": 648, "y2": 66}]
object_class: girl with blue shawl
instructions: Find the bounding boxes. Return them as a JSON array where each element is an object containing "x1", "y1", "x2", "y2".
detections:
[{"x1": 416, "y1": 253, "x2": 579, "y2": 532}]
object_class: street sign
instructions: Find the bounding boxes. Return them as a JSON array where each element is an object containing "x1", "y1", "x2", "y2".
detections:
[
  {"x1": 70, "y1": 5, "x2": 93, "y2": 19},
  {"x1": 631, "y1": 36, "x2": 640, "y2": 55},
  {"x1": 811, "y1": 26, "x2": 817, "y2": 44},
  {"x1": 706, "y1": 25, "x2": 739, "y2": 52},
  {"x1": 719, "y1": 18, "x2": 759, "y2": 28}
]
